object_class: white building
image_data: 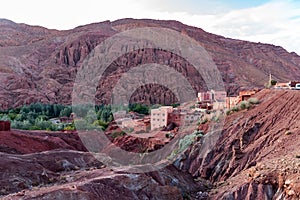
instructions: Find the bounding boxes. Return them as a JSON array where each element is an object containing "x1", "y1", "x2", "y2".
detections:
[
  {"x1": 184, "y1": 111, "x2": 202, "y2": 124},
  {"x1": 115, "y1": 118, "x2": 137, "y2": 129},
  {"x1": 150, "y1": 106, "x2": 173, "y2": 130}
]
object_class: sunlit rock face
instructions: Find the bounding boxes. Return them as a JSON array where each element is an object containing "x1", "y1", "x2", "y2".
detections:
[{"x1": 1, "y1": 19, "x2": 300, "y2": 109}]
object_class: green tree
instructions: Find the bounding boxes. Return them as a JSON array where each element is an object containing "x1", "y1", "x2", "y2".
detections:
[
  {"x1": 59, "y1": 107, "x2": 72, "y2": 117},
  {"x1": 20, "y1": 106, "x2": 30, "y2": 114},
  {"x1": 270, "y1": 79, "x2": 277, "y2": 86},
  {"x1": 85, "y1": 110, "x2": 97, "y2": 124},
  {"x1": 129, "y1": 104, "x2": 149, "y2": 115}
]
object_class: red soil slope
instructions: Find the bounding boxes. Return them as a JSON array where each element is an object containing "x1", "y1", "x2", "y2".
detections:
[
  {"x1": 0, "y1": 130, "x2": 87, "y2": 154},
  {"x1": 177, "y1": 89, "x2": 300, "y2": 199}
]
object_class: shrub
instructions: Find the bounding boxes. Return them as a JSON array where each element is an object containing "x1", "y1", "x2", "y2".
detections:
[
  {"x1": 93, "y1": 120, "x2": 109, "y2": 130},
  {"x1": 200, "y1": 118, "x2": 208, "y2": 124},
  {"x1": 211, "y1": 114, "x2": 220, "y2": 122},
  {"x1": 239, "y1": 101, "x2": 250, "y2": 110},
  {"x1": 129, "y1": 104, "x2": 149, "y2": 115},
  {"x1": 11, "y1": 120, "x2": 32, "y2": 130},
  {"x1": 248, "y1": 98, "x2": 259, "y2": 105},
  {"x1": 231, "y1": 106, "x2": 239, "y2": 112},
  {"x1": 59, "y1": 107, "x2": 72, "y2": 117},
  {"x1": 193, "y1": 130, "x2": 204, "y2": 136},
  {"x1": 111, "y1": 131, "x2": 126, "y2": 139},
  {"x1": 29, "y1": 125, "x2": 42, "y2": 130},
  {"x1": 74, "y1": 119, "x2": 88, "y2": 130},
  {"x1": 165, "y1": 133, "x2": 170, "y2": 138},
  {"x1": 165, "y1": 132, "x2": 174, "y2": 138},
  {"x1": 64, "y1": 124, "x2": 76, "y2": 131},
  {"x1": 0, "y1": 115, "x2": 11, "y2": 121},
  {"x1": 35, "y1": 119, "x2": 57, "y2": 131},
  {"x1": 225, "y1": 109, "x2": 231, "y2": 115},
  {"x1": 270, "y1": 79, "x2": 277, "y2": 86}
]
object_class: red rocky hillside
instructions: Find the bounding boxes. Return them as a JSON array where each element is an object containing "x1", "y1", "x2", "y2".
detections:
[{"x1": 0, "y1": 18, "x2": 300, "y2": 109}]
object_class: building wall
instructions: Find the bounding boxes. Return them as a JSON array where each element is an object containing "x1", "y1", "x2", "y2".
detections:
[
  {"x1": 184, "y1": 112, "x2": 202, "y2": 125},
  {"x1": 212, "y1": 91, "x2": 227, "y2": 102},
  {"x1": 226, "y1": 90, "x2": 258, "y2": 109},
  {"x1": 213, "y1": 101, "x2": 226, "y2": 110},
  {"x1": 113, "y1": 110, "x2": 127, "y2": 120},
  {"x1": 116, "y1": 118, "x2": 137, "y2": 129},
  {"x1": 0, "y1": 121, "x2": 11, "y2": 131},
  {"x1": 198, "y1": 92, "x2": 213, "y2": 102},
  {"x1": 168, "y1": 112, "x2": 183, "y2": 127},
  {"x1": 288, "y1": 81, "x2": 300, "y2": 88},
  {"x1": 151, "y1": 106, "x2": 173, "y2": 130},
  {"x1": 226, "y1": 97, "x2": 241, "y2": 109}
]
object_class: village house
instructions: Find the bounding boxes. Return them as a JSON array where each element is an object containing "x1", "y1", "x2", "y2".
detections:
[
  {"x1": 239, "y1": 90, "x2": 257, "y2": 101},
  {"x1": 197, "y1": 90, "x2": 227, "y2": 110},
  {"x1": 151, "y1": 106, "x2": 203, "y2": 130},
  {"x1": 198, "y1": 91, "x2": 213, "y2": 102},
  {"x1": 113, "y1": 110, "x2": 127, "y2": 120},
  {"x1": 289, "y1": 81, "x2": 300, "y2": 89},
  {"x1": 183, "y1": 110, "x2": 202, "y2": 125},
  {"x1": 273, "y1": 81, "x2": 300, "y2": 90},
  {"x1": 211, "y1": 90, "x2": 227, "y2": 102},
  {"x1": 150, "y1": 106, "x2": 173, "y2": 130},
  {"x1": 116, "y1": 116, "x2": 150, "y2": 132},
  {"x1": 226, "y1": 96, "x2": 240, "y2": 109},
  {"x1": 49, "y1": 118, "x2": 61, "y2": 125},
  {"x1": 166, "y1": 109, "x2": 199, "y2": 127},
  {"x1": 116, "y1": 118, "x2": 137, "y2": 129},
  {"x1": 274, "y1": 82, "x2": 290, "y2": 89},
  {"x1": 167, "y1": 109, "x2": 182, "y2": 127},
  {"x1": 226, "y1": 90, "x2": 258, "y2": 109}
]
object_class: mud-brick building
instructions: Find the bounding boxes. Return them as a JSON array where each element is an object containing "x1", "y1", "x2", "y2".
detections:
[
  {"x1": 226, "y1": 90, "x2": 258, "y2": 109},
  {"x1": 0, "y1": 121, "x2": 11, "y2": 131}
]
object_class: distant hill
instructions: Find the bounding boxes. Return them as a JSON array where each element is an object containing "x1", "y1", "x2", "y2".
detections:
[{"x1": 0, "y1": 18, "x2": 300, "y2": 109}]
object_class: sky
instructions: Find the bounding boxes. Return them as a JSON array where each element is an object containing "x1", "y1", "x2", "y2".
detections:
[{"x1": 0, "y1": 0, "x2": 300, "y2": 54}]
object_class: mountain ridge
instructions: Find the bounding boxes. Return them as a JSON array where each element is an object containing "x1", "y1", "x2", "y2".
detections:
[{"x1": 0, "y1": 18, "x2": 300, "y2": 109}]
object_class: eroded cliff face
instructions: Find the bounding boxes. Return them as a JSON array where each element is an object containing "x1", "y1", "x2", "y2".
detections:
[
  {"x1": 175, "y1": 90, "x2": 300, "y2": 199},
  {"x1": 1, "y1": 19, "x2": 300, "y2": 109},
  {"x1": 0, "y1": 129, "x2": 205, "y2": 199}
]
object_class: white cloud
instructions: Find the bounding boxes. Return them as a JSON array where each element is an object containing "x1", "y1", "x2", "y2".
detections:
[
  {"x1": 141, "y1": 1, "x2": 300, "y2": 54},
  {"x1": 189, "y1": 1, "x2": 300, "y2": 54}
]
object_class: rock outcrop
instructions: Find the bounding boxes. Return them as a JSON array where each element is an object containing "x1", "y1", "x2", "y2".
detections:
[
  {"x1": 1, "y1": 19, "x2": 300, "y2": 109},
  {"x1": 175, "y1": 90, "x2": 300, "y2": 199}
]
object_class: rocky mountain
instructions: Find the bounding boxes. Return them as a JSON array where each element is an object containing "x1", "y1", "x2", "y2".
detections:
[
  {"x1": 1, "y1": 89, "x2": 300, "y2": 199},
  {"x1": 1, "y1": 18, "x2": 300, "y2": 109}
]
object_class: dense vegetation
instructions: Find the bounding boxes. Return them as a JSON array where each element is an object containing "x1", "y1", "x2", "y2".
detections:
[
  {"x1": 0, "y1": 103, "x2": 73, "y2": 131},
  {"x1": 0, "y1": 103, "x2": 153, "y2": 131}
]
